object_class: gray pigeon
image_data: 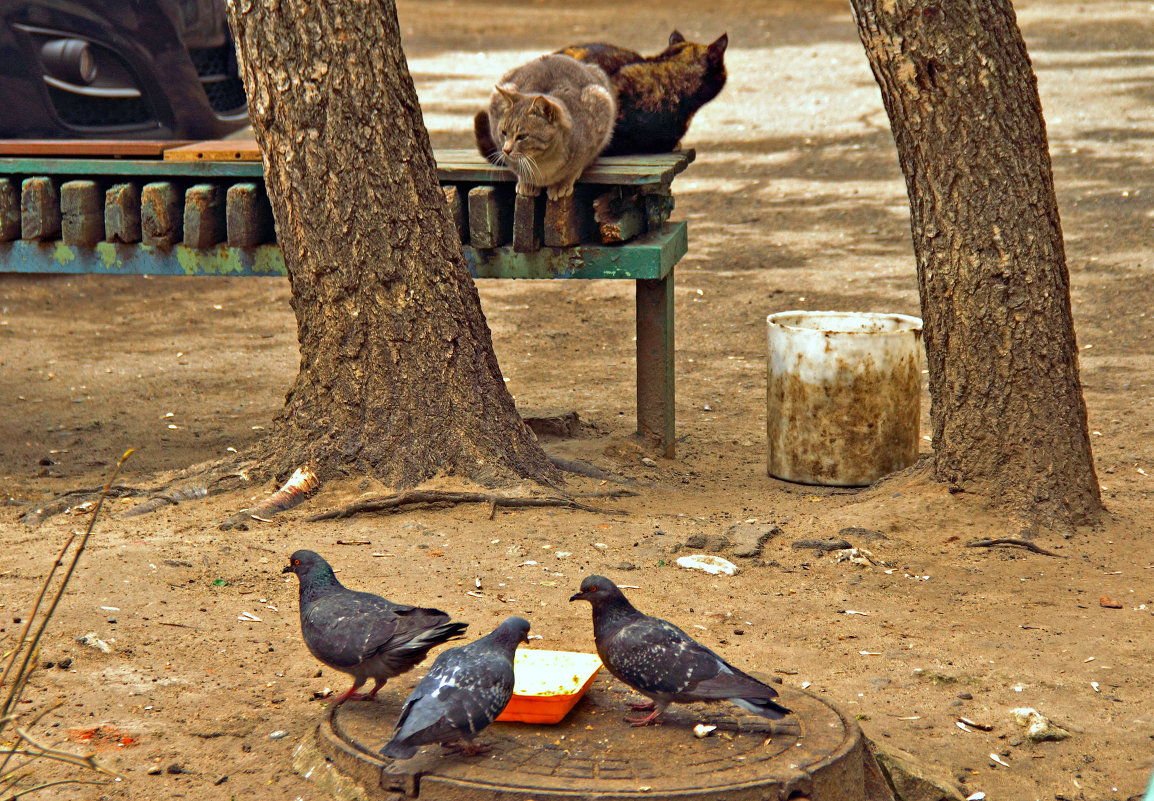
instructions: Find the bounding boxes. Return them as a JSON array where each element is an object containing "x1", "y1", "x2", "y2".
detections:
[
  {"x1": 283, "y1": 549, "x2": 468, "y2": 705},
  {"x1": 380, "y1": 616, "x2": 530, "y2": 759},
  {"x1": 570, "y1": 575, "x2": 791, "y2": 726}
]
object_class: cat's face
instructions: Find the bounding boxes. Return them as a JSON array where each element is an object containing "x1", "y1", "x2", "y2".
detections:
[{"x1": 494, "y1": 89, "x2": 564, "y2": 165}]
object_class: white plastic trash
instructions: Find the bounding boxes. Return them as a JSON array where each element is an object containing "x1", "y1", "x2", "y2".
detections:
[{"x1": 766, "y1": 311, "x2": 924, "y2": 487}]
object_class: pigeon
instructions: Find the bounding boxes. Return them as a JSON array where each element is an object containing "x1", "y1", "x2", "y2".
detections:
[
  {"x1": 380, "y1": 616, "x2": 530, "y2": 759},
  {"x1": 282, "y1": 549, "x2": 468, "y2": 705},
  {"x1": 570, "y1": 574, "x2": 791, "y2": 726}
]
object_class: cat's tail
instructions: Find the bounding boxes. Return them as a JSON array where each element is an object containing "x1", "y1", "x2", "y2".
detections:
[{"x1": 473, "y1": 111, "x2": 500, "y2": 162}]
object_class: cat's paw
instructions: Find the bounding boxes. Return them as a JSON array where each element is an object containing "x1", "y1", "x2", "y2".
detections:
[
  {"x1": 546, "y1": 183, "x2": 575, "y2": 201},
  {"x1": 516, "y1": 182, "x2": 541, "y2": 197}
]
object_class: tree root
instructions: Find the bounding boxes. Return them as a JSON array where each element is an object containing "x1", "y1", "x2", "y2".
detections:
[
  {"x1": 548, "y1": 455, "x2": 636, "y2": 485},
  {"x1": 18, "y1": 459, "x2": 255, "y2": 527},
  {"x1": 965, "y1": 537, "x2": 1065, "y2": 557},
  {"x1": 306, "y1": 489, "x2": 628, "y2": 522}
]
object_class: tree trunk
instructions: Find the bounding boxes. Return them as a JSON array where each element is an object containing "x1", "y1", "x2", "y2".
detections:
[
  {"x1": 225, "y1": 0, "x2": 557, "y2": 487},
  {"x1": 848, "y1": 0, "x2": 1101, "y2": 527}
]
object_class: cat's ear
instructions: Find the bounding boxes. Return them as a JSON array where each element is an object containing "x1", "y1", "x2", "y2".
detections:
[
  {"x1": 708, "y1": 33, "x2": 728, "y2": 58},
  {"x1": 495, "y1": 85, "x2": 519, "y2": 107},
  {"x1": 529, "y1": 95, "x2": 558, "y2": 121},
  {"x1": 668, "y1": 30, "x2": 685, "y2": 46}
]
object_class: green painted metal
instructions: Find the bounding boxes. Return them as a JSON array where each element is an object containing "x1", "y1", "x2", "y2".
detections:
[
  {"x1": 0, "y1": 240, "x2": 287, "y2": 276},
  {"x1": 0, "y1": 157, "x2": 265, "y2": 180},
  {"x1": 0, "y1": 221, "x2": 686, "y2": 281},
  {"x1": 636, "y1": 274, "x2": 676, "y2": 457},
  {"x1": 466, "y1": 222, "x2": 686, "y2": 280}
]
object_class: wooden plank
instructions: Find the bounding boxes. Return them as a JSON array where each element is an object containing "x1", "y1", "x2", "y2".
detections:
[
  {"x1": 442, "y1": 185, "x2": 468, "y2": 245},
  {"x1": 60, "y1": 180, "x2": 104, "y2": 246},
  {"x1": 433, "y1": 149, "x2": 694, "y2": 187},
  {"x1": 0, "y1": 178, "x2": 19, "y2": 242},
  {"x1": 0, "y1": 139, "x2": 191, "y2": 157},
  {"x1": 184, "y1": 183, "x2": 226, "y2": 248},
  {"x1": 105, "y1": 183, "x2": 141, "y2": 243},
  {"x1": 644, "y1": 192, "x2": 675, "y2": 231},
  {"x1": 512, "y1": 193, "x2": 544, "y2": 253},
  {"x1": 163, "y1": 140, "x2": 261, "y2": 162},
  {"x1": 141, "y1": 182, "x2": 182, "y2": 248},
  {"x1": 544, "y1": 192, "x2": 589, "y2": 248},
  {"x1": 465, "y1": 221, "x2": 686, "y2": 281},
  {"x1": 593, "y1": 189, "x2": 646, "y2": 244},
  {"x1": 20, "y1": 177, "x2": 60, "y2": 241},
  {"x1": 468, "y1": 186, "x2": 511, "y2": 249},
  {"x1": 226, "y1": 182, "x2": 274, "y2": 247}
]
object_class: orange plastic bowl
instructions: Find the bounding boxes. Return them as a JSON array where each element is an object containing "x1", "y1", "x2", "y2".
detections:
[{"x1": 496, "y1": 649, "x2": 603, "y2": 724}]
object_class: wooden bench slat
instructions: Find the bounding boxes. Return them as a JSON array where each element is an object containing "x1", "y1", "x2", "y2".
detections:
[{"x1": 0, "y1": 140, "x2": 192, "y2": 157}]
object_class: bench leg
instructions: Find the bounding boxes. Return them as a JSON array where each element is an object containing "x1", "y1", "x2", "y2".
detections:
[{"x1": 636, "y1": 272, "x2": 675, "y2": 457}]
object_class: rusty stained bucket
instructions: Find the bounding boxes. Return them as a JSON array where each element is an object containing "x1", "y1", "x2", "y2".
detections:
[{"x1": 766, "y1": 311, "x2": 923, "y2": 487}]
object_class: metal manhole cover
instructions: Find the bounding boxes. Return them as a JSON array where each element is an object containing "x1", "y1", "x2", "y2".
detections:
[{"x1": 315, "y1": 677, "x2": 866, "y2": 800}]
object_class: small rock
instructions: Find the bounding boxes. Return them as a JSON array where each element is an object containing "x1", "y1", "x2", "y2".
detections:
[
  {"x1": 726, "y1": 523, "x2": 782, "y2": 559},
  {"x1": 641, "y1": 457, "x2": 657, "y2": 467},
  {"x1": 791, "y1": 538, "x2": 852, "y2": 553},
  {"x1": 1010, "y1": 708, "x2": 1070, "y2": 742},
  {"x1": 214, "y1": 775, "x2": 229, "y2": 786},
  {"x1": 147, "y1": 766, "x2": 162, "y2": 776},
  {"x1": 613, "y1": 562, "x2": 638, "y2": 571},
  {"x1": 269, "y1": 730, "x2": 289, "y2": 740},
  {"x1": 165, "y1": 763, "x2": 185, "y2": 775},
  {"x1": 76, "y1": 632, "x2": 111, "y2": 653},
  {"x1": 839, "y1": 526, "x2": 888, "y2": 542},
  {"x1": 685, "y1": 533, "x2": 708, "y2": 549},
  {"x1": 957, "y1": 692, "x2": 973, "y2": 700},
  {"x1": 58, "y1": 657, "x2": 72, "y2": 669},
  {"x1": 693, "y1": 723, "x2": 717, "y2": 738},
  {"x1": 1099, "y1": 596, "x2": 1123, "y2": 609}
]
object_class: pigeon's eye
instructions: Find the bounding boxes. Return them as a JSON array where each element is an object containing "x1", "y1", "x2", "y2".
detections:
[{"x1": 293, "y1": 559, "x2": 300, "y2": 565}]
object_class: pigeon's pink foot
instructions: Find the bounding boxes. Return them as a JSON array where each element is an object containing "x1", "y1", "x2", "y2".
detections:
[
  {"x1": 627, "y1": 699, "x2": 656, "y2": 711},
  {"x1": 365, "y1": 679, "x2": 386, "y2": 700},
  {"x1": 625, "y1": 709, "x2": 663, "y2": 726},
  {"x1": 333, "y1": 684, "x2": 368, "y2": 704},
  {"x1": 442, "y1": 740, "x2": 491, "y2": 756}
]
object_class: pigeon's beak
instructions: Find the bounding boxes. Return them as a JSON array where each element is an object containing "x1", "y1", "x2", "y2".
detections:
[
  {"x1": 569, "y1": 590, "x2": 587, "y2": 602},
  {"x1": 281, "y1": 565, "x2": 294, "y2": 575}
]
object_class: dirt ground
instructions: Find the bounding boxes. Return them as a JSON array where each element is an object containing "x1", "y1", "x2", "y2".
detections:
[{"x1": 1, "y1": 0, "x2": 1152, "y2": 799}]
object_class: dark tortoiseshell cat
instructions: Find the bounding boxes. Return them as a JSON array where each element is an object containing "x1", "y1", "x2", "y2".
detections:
[{"x1": 558, "y1": 30, "x2": 728, "y2": 156}]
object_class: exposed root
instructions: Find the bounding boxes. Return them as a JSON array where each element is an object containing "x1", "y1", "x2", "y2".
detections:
[
  {"x1": 18, "y1": 458, "x2": 255, "y2": 527},
  {"x1": 18, "y1": 486, "x2": 144, "y2": 527},
  {"x1": 220, "y1": 466, "x2": 320, "y2": 530},
  {"x1": 120, "y1": 485, "x2": 209, "y2": 518},
  {"x1": 965, "y1": 537, "x2": 1065, "y2": 557},
  {"x1": 548, "y1": 455, "x2": 636, "y2": 485},
  {"x1": 306, "y1": 489, "x2": 627, "y2": 522}
]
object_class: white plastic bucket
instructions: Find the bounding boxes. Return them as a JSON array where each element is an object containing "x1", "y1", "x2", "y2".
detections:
[{"x1": 766, "y1": 311, "x2": 924, "y2": 487}]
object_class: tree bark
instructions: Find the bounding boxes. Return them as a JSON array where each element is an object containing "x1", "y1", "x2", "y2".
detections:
[
  {"x1": 225, "y1": 0, "x2": 557, "y2": 487},
  {"x1": 848, "y1": 0, "x2": 1102, "y2": 526}
]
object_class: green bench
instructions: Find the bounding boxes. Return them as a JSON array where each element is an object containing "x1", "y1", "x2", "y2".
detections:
[{"x1": 0, "y1": 143, "x2": 693, "y2": 456}]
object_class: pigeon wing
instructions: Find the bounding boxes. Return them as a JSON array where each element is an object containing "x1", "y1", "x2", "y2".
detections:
[
  {"x1": 388, "y1": 644, "x2": 515, "y2": 749},
  {"x1": 301, "y1": 590, "x2": 414, "y2": 669},
  {"x1": 603, "y1": 616, "x2": 728, "y2": 697}
]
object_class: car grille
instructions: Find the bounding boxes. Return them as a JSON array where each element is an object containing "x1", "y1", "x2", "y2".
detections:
[
  {"x1": 188, "y1": 45, "x2": 247, "y2": 114},
  {"x1": 47, "y1": 85, "x2": 152, "y2": 127}
]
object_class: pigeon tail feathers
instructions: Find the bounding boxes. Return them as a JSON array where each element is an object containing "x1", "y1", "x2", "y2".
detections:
[
  {"x1": 730, "y1": 696, "x2": 792, "y2": 720},
  {"x1": 380, "y1": 739, "x2": 418, "y2": 760}
]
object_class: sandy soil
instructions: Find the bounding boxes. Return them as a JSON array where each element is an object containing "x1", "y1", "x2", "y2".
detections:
[{"x1": 1, "y1": 0, "x2": 1152, "y2": 799}]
